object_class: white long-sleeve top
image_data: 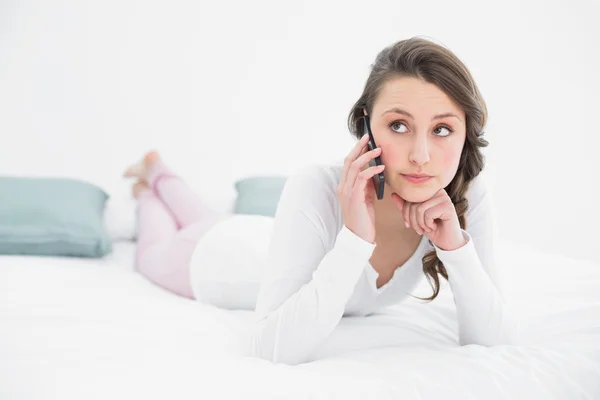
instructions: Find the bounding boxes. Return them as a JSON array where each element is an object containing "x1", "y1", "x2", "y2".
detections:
[{"x1": 249, "y1": 162, "x2": 518, "y2": 365}]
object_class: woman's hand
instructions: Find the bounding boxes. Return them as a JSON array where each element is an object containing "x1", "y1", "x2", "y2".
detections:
[
  {"x1": 337, "y1": 133, "x2": 386, "y2": 244},
  {"x1": 392, "y1": 189, "x2": 467, "y2": 251}
]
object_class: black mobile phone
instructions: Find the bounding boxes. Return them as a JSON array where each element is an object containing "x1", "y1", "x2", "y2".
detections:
[{"x1": 363, "y1": 114, "x2": 385, "y2": 200}]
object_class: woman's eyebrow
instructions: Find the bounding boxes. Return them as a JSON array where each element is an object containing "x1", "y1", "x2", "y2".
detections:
[{"x1": 381, "y1": 107, "x2": 462, "y2": 122}]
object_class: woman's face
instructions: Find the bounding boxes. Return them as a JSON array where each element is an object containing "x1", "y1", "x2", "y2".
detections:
[{"x1": 369, "y1": 76, "x2": 467, "y2": 203}]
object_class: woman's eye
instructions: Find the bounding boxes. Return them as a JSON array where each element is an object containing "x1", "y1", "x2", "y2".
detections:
[
  {"x1": 389, "y1": 121, "x2": 454, "y2": 137},
  {"x1": 434, "y1": 125, "x2": 453, "y2": 137},
  {"x1": 389, "y1": 121, "x2": 408, "y2": 133}
]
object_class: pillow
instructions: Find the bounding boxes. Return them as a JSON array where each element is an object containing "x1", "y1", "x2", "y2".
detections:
[
  {"x1": 103, "y1": 194, "x2": 138, "y2": 241},
  {"x1": 233, "y1": 176, "x2": 288, "y2": 217},
  {"x1": 0, "y1": 176, "x2": 112, "y2": 258}
]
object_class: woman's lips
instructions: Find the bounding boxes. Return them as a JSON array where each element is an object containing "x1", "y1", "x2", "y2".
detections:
[{"x1": 401, "y1": 174, "x2": 432, "y2": 184}]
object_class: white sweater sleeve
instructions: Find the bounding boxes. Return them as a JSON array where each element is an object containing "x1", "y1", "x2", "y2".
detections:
[
  {"x1": 248, "y1": 165, "x2": 376, "y2": 365},
  {"x1": 433, "y1": 175, "x2": 520, "y2": 346}
]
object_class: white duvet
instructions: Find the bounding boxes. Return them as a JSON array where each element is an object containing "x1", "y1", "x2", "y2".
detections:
[{"x1": 1, "y1": 232, "x2": 599, "y2": 399}]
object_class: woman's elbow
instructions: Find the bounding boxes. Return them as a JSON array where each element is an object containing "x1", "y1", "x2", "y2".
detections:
[
  {"x1": 247, "y1": 322, "x2": 274, "y2": 362},
  {"x1": 247, "y1": 320, "x2": 308, "y2": 365}
]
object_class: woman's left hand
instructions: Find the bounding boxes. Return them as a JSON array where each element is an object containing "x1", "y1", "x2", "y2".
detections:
[{"x1": 392, "y1": 188, "x2": 467, "y2": 251}]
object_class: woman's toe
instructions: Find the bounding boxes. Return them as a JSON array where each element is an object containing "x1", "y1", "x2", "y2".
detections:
[
  {"x1": 123, "y1": 163, "x2": 144, "y2": 178},
  {"x1": 132, "y1": 180, "x2": 151, "y2": 198},
  {"x1": 144, "y1": 151, "x2": 160, "y2": 167}
]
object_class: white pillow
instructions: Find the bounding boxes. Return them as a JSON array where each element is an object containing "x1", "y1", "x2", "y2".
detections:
[
  {"x1": 189, "y1": 214, "x2": 274, "y2": 310},
  {"x1": 103, "y1": 195, "x2": 138, "y2": 241}
]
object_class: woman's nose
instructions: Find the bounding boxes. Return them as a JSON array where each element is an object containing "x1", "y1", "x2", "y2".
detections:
[{"x1": 408, "y1": 136, "x2": 430, "y2": 166}]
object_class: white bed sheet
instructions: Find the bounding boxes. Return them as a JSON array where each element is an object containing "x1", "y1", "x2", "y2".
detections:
[{"x1": 1, "y1": 238, "x2": 599, "y2": 399}]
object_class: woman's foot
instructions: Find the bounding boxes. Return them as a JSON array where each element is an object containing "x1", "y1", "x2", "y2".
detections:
[
  {"x1": 132, "y1": 179, "x2": 151, "y2": 199},
  {"x1": 123, "y1": 151, "x2": 161, "y2": 183}
]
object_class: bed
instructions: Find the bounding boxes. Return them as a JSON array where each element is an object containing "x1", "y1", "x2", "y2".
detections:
[{"x1": 1, "y1": 214, "x2": 599, "y2": 399}]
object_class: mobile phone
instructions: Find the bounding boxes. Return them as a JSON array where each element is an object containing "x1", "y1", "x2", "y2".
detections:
[{"x1": 363, "y1": 114, "x2": 385, "y2": 200}]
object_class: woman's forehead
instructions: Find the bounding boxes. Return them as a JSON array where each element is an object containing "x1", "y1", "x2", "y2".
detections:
[{"x1": 373, "y1": 77, "x2": 464, "y2": 120}]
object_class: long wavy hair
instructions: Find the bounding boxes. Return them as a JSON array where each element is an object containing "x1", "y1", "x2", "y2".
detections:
[{"x1": 347, "y1": 36, "x2": 489, "y2": 302}]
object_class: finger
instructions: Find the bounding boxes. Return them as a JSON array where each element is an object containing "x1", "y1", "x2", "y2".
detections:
[
  {"x1": 424, "y1": 204, "x2": 446, "y2": 231},
  {"x1": 355, "y1": 164, "x2": 386, "y2": 194},
  {"x1": 357, "y1": 142, "x2": 369, "y2": 159},
  {"x1": 346, "y1": 146, "x2": 382, "y2": 193},
  {"x1": 403, "y1": 201, "x2": 411, "y2": 228},
  {"x1": 424, "y1": 209, "x2": 437, "y2": 231},
  {"x1": 429, "y1": 201, "x2": 454, "y2": 222},
  {"x1": 416, "y1": 203, "x2": 431, "y2": 233},
  {"x1": 352, "y1": 145, "x2": 369, "y2": 181},
  {"x1": 341, "y1": 134, "x2": 371, "y2": 188},
  {"x1": 417, "y1": 196, "x2": 445, "y2": 232},
  {"x1": 436, "y1": 188, "x2": 449, "y2": 199},
  {"x1": 409, "y1": 203, "x2": 422, "y2": 235},
  {"x1": 424, "y1": 200, "x2": 455, "y2": 233}
]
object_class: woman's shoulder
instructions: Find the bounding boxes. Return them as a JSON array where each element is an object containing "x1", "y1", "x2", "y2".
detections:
[
  {"x1": 284, "y1": 161, "x2": 344, "y2": 195},
  {"x1": 277, "y1": 162, "x2": 344, "y2": 234},
  {"x1": 465, "y1": 171, "x2": 492, "y2": 204},
  {"x1": 463, "y1": 171, "x2": 496, "y2": 222}
]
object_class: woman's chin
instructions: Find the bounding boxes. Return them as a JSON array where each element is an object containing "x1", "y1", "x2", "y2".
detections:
[{"x1": 392, "y1": 185, "x2": 437, "y2": 203}]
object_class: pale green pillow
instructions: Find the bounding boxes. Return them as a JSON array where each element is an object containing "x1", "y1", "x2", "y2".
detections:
[
  {"x1": 233, "y1": 176, "x2": 288, "y2": 217},
  {"x1": 0, "y1": 176, "x2": 112, "y2": 258}
]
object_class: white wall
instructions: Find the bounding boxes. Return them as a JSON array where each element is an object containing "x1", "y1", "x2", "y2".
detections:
[{"x1": 1, "y1": 0, "x2": 598, "y2": 263}]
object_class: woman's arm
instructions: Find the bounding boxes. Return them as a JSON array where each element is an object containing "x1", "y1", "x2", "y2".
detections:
[
  {"x1": 249, "y1": 165, "x2": 377, "y2": 365},
  {"x1": 433, "y1": 175, "x2": 520, "y2": 346}
]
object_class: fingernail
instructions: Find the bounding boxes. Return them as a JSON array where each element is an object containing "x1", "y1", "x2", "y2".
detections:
[{"x1": 404, "y1": 221, "x2": 409, "y2": 228}]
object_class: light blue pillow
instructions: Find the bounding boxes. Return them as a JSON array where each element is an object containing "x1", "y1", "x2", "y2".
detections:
[
  {"x1": 233, "y1": 176, "x2": 288, "y2": 217},
  {"x1": 0, "y1": 176, "x2": 112, "y2": 258}
]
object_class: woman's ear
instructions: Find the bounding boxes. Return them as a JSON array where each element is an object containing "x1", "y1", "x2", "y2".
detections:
[{"x1": 363, "y1": 107, "x2": 368, "y2": 116}]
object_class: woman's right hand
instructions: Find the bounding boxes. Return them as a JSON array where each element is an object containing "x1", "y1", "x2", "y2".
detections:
[{"x1": 337, "y1": 133, "x2": 385, "y2": 244}]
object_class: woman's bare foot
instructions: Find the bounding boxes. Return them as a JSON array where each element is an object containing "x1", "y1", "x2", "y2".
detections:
[
  {"x1": 132, "y1": 179, "x2": 151, "y2": 199},
  {"x1": 123, "y1": 151, "x2": 161, "y2": 182}
]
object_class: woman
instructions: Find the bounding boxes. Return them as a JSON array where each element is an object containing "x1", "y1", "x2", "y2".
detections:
[{"x1": 124, "y1": 36, "x2": 518, "y2": 366}]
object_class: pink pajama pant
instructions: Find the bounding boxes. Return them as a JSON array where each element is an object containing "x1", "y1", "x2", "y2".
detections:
[{"x1": 134, "y1": 161, "x2": 230, "y2": 299}]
